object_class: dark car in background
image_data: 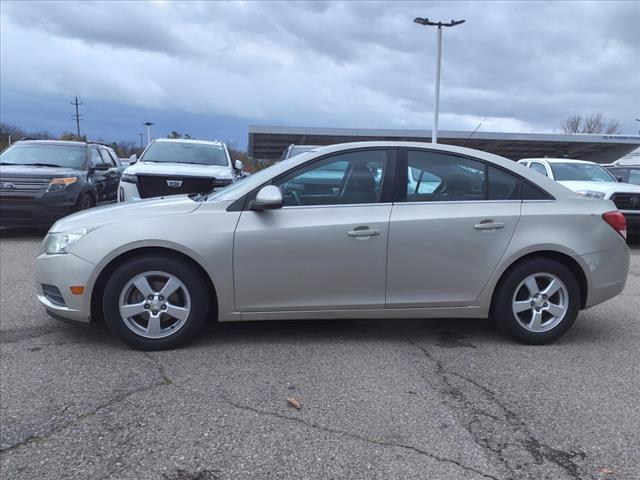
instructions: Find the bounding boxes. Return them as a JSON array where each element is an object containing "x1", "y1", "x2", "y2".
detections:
[
  {"x1": 0, "y1": 140, "x2": 123, "y2": 227},
  {"x1": 605, "y1": 164, "x2": 640, "y2": 186}
]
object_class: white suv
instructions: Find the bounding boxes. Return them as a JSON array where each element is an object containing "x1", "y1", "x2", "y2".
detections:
[
  {"x1": 518, "y1": 157, "x2": 640, "y2": 237},
  {"x1": 119, "y1": 138, "x2": 243, "y2": 202}
]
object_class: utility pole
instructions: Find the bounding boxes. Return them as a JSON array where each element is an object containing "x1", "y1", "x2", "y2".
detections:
[
  {"x1": 414, "y1": 17, "x2": 465, "y2": 143},
  {"x1": 139, "y1": 133, "x2": 145, "y2": 149},
  {"x1": 143, "y1": 122, "x2": 154, "y2": 146},
  {"x1": 70, "y1": 97, "x2": 83, "y2": 138}
]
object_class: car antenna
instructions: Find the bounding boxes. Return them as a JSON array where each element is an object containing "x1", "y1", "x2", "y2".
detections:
[{"x1": 462, "y1": 121, "x2": 483, "y2": 147}]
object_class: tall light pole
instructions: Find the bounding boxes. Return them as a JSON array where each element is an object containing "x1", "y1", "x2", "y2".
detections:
[
  {"x1": 143, "y1": 122, "x2": 155, "y2": 146},
  {"x1": 414, "y1": 17, "x2": 465, "y2": 143}
]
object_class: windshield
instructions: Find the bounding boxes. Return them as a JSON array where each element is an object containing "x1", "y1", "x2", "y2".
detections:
[
  {"x1": 141, "y1": 142, "x2": 228, "y2": 166},
  {"x1": 0, "y1": 144, "x2": 86, "y2": 168},
  {"x1": 550, "y1": 163, "x2": 616, "y2": 182}
]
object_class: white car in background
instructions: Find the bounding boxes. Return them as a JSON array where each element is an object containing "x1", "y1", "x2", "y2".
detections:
[
  {"x1": 518, "y1": 158, "x2": 640, "y2": 237},
  {"x1": 119, "y1": 138, "x2": 244, "y2": 202}
]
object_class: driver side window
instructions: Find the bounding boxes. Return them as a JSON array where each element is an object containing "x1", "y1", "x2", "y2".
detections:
[
  {"x1": 274, "y1": 150, "x2": 387, "y2": 207},
  {"x1": 90, "y1": 148, "x2": 102, "y2": 167},
  {"x1": 406, "y1": 150, "x2": 485, "y2": 202}
]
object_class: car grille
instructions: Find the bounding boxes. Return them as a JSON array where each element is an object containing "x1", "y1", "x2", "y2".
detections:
[
  {"x1": 136, "y1": 175, "x2": 216, "y2": 199},
  {"x1": 611, "y1": 192, "x2": 640, "y2": 211},
  {"x1": 0, "y1": 176, "x2": 51, "y2": 197}
]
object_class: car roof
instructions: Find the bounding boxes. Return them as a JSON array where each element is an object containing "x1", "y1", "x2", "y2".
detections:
[
  {"x1": 520, "y1": 158, "x2": 597, "y2": 165},
  {"x1": 153, "y1": 138, "x2": 224, "y2": 146},
  {"x1": 14, "y1": 140, "x2": 88, "y2": 147}
]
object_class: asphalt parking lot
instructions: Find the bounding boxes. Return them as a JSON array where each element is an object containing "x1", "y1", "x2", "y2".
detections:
[{"x1": 1, "y1": 230, "x2": 638, "y2": 480}]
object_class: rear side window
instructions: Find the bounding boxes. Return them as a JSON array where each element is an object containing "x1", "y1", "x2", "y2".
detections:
[
  {"x1": 487, "y1": 166, "x2": 520, "y2": 200},
  {"x1": 521, "y1": 182, "x2": 550, "y2": 200},
  {"x1": 628, "y1": 169, "x2": 640, "y2": 186},
  {"x1": 406, "y1": 150, "x2": 485, "y2": 202}
]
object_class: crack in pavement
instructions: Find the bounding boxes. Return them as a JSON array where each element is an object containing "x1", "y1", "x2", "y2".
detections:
[
  {"x1": 0, "y1": 382, "x2": 165, "y2": 455},
  {"x1": 221, "y1": 396, "x2": 499, "y2": 480},
  {"x1": 402, "y1": 330, "x2": 588, "y2": 480},
  {"x1": 0, "y1": 351, "x2": 174, "y2": 455}
]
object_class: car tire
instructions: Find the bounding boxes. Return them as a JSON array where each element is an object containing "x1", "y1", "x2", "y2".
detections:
[
  {"x1": 493, "y1": 258, "x2": 581, "y2": 345},
  {"x1": 76, "y1": 193, "x2": 95, "y2": 211},
  {"x1": 102, "y1": 254, "x2": 209, "y2": 350}
]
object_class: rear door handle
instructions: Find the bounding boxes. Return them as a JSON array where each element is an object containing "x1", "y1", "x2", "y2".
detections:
[
  {"x1": 474, "y1": 221, "x2": 505, "y2": 230},
  {"x1": 348, "y1": 227, "x2": 380, "y2": 237}
]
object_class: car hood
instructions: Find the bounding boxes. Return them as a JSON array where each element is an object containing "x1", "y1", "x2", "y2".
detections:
[
  {"x1": 0, "y1": 164, "x2": 84, "y2": 178},
  {"x1": 125, "y1": 161, "x2": 233, "y2": 179},
  {"x1": 49, "y1": 195, "x2": 202, "y2": 233},
  {"x1": 558, "y1": 180, "x2": 640, "y2": 195}
]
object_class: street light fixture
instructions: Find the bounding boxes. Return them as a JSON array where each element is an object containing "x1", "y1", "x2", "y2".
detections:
[
  {"x1": 143, "y1": 122, "x2": 155, "y2": 146},
  {"x1": 414, "y1": 17, "x2": 465, "y2": 143}
]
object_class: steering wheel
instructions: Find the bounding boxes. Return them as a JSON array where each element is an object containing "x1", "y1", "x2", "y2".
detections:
[{"x1": 291, "y1": 190, "x2": 302, "y2": 206}]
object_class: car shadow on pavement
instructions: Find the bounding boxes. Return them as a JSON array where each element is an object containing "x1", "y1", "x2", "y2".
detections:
[{"x1": 192, "y1": 317, "x2": 502, "y2": 350}]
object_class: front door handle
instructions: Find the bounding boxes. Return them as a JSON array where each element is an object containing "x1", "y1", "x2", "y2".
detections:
[
  {"x1": 474, "y1": 221, "x2": 505, "y2": 230},
  {"x1": 348, "y1": 227, "x2": 380, "y2": 237}
]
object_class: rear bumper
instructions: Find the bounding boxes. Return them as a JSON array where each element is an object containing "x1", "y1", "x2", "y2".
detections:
[
  {"x1": 582, "y1": 242, "x2": 630, "y2": 309},
  {"x1": 0, "y1": 194, "x2": 78, "y2": 227},
  {"x1": 35, "y1": 251, "x2": 96, "y2": 324}
]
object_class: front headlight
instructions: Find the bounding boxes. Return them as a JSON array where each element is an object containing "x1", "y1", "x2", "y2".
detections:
[
  {"x1": 121, "y1": 173, "x2": 138, "y2": 184},
  {"x1": 575, "y1": 190, "x2": 605, "y2": 199},
  {"x1": 47, "y1": 177, "x2": 77, "y2": 192},
  {"x1": 43, "y1": 228, "x2": 89, "y2": 254}
]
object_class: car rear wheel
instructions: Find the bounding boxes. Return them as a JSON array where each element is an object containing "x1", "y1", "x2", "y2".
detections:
[
  {"x1": 493, "y1": 258, "x2": 581, "y2": 344},
  {"x1": 102, "y1": 255, "x2": 209, "y2": 350}
]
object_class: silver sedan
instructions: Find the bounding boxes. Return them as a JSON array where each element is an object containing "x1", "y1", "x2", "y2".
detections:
[{"x1": 35, "y1": 142, "x2": 630, "y2": 350}]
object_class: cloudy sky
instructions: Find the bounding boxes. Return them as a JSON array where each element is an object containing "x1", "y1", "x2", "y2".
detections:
[{"x1": 1, "y1": 0, "x2": 638, "y2": 148}]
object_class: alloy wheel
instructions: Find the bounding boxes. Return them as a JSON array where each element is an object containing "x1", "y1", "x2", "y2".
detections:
[
  {"x1": 512, "y1": 272, "x2": 569, "y2": 333},
  {"x1": 118, "y1": 271, "x2": 191, "y2": 339}
]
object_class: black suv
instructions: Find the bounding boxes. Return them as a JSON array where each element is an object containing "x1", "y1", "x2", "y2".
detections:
[{"x1": 0, "y1": 140, "x2": 123, "y2": 227}]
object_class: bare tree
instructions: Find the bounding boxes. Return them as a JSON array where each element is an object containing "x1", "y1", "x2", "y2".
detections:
[
  {"x1": 561, "y1": 113, "x2": 622, "y2": 134},
  {"x1": 605, "y1": 119, "x2": 621, "y2": 134},
  {"x1": 561, "y1": 115, "x2": 582, "y2": 134}
]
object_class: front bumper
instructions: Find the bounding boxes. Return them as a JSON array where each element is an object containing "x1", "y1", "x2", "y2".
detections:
[
  {"x1": 621, "y1": 212, "x2": 640, "y2": 237},
  {"x1": 581, "y1": 242, "x2": 630, "y2": 309},
  {"x1": 0, "y1": 192, "x2": 78, "y2": 227},
  {"x1": 35, "y1": 251, "x2": 96, "y2": 324}
]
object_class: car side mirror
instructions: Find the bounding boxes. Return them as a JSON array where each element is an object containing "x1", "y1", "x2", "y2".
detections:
[
  {"x1": 234, "y1": 160, "x2": 244, "y2": 171},
  {"x1": 94, "y1": 162, "x2": 111, "y2": 171},
  {"x1": 251, "y1": 185, "x2": 283, "y2": 211},
  {"x1": 616, "y1": 176, "x2": 624, "y2": 182},
  {"x1": 129, "y1": 154, "x2": 138, "y2": 164}
]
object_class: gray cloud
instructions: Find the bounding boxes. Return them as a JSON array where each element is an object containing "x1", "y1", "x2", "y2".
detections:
[{"x1": 1, "y1": 0, "x2": 638, "y2": 137}]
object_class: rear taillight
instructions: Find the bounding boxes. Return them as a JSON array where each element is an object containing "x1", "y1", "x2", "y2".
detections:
[{"x1": 603, "y1": 211, "x2": 627, "y2": 240}]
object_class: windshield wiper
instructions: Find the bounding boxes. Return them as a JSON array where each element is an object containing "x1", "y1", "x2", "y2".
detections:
[
  {"x1": 0, "y1": 162, "x2": 17, "y2": 165},
  {"x1": 30, "y1": 163, "x2": 62, "y2": 168}
]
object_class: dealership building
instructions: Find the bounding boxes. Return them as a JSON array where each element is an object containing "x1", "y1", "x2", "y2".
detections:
[{"x1": 249, "y1": 125, "x2": 640, "y2": 164}]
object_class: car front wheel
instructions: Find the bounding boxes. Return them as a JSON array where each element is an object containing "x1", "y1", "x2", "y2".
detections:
[
  {"x1": 102, "y1": 255, "x2": 209, "y2": 350},
  {"x1": 493, "y1": 258, "x2": 581, "y2": 344}
]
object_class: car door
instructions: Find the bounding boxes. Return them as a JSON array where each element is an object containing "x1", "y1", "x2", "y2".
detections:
[
  {"x1": 99, "y1": 148, "x2": 121, "y2": 201},
  {"x1": 386, "y1": 149, "x2": 521, "y2": 308},
  {"x1": 233, "y1": 148, "x2": 395, "y2": 312},
  {"x1": 88, "y1": 147, "x2": 108, "y2": 201}
]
